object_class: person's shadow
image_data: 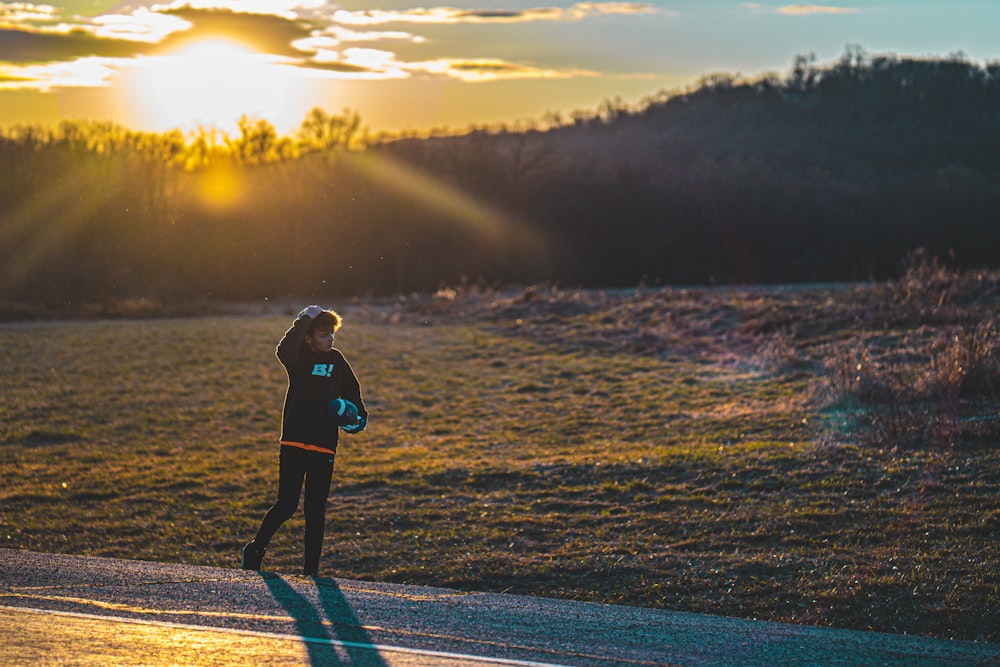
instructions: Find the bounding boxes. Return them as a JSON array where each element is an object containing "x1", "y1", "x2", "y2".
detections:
[{"x1": 260, "y1": 572, "x2": 388, "y2": 666}]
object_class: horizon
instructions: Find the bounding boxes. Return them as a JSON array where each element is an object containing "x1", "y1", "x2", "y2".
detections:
[{"x1": 1, "y1": 1, "x2": 999, "y2": 136}]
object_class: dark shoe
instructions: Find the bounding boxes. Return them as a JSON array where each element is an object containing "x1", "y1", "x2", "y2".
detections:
[
  {"x1": 303, "y1": 566, "x2": 318, "y2": 576},
  {"x1": 241, "y1": 541, "x2": 265, "y2": 570}
]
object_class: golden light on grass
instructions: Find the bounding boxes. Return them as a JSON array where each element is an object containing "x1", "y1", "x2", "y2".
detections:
[{"x1": 3, "y1": 279, "x2": 1000, "y2": 643}]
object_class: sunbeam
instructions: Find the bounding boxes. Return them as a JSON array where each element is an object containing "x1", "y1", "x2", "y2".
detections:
[{"x1": 343, "y1": 151, "x2": 541, "y2": 248}]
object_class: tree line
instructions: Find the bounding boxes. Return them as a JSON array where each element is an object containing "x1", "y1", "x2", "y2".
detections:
[{"x1": 2, "y1": 48, "x2": 999, "y2": 308}]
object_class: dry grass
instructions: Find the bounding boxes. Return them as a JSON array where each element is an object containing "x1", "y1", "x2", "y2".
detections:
[{"x1": 2, "y1": 266, "x2": 999, "y2": 643}]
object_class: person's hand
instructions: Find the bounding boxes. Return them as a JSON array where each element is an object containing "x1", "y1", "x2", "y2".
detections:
[
  {"x1": 342, "y1": 416, "x2": 367, "y2": 434},
  {"x1": 299, "y1": 305, "x2": 324, "y2": 319}
]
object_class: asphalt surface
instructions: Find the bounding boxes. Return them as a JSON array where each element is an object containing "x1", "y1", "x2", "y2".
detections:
[{"x1": 1, "y1": 549, "x2": 998, "y2": 666}]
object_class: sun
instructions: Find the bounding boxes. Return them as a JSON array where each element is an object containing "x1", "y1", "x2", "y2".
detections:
[{"x1": 132, "y1": 38, "x2": 296, "y2": 134}]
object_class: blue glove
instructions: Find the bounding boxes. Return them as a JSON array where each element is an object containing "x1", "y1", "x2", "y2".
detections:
[
  {"x1": 342, "y1": 415, "x2": 367, "y2": 434},
  {"x1": 329, "y1": 399, "x2": 359, "y2": 427}
]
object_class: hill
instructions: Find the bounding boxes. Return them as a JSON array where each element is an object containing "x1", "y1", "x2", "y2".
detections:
[
  {"x1": 382, "y1": 49, "x2": 1000, "y2": 287},
  {"x1": 1, "y1": 49, "x2": 999, "y2": 307}
]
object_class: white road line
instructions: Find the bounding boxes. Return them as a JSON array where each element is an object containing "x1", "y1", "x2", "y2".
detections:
[{"x1": 2, "y1": 605, "x2": 572, "y2": 667}]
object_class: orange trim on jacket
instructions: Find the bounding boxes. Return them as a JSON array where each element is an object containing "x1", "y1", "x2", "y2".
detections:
[{"x1": 280, "y1": 440, "x2": 336, "y2": 455}]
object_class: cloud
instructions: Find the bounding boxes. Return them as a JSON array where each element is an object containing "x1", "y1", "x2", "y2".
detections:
[
  {"x1": 0, "y1": 26, "x2": 157, "y2": 62},
  {"x1": 151, "y1": 0, "x2": 324, "y2": 21},
  {"x1": 777, "y1": 4, "x2": 858, "y2": 15},
  {"x1": 331, "y1": 2, "x2": 659, "y2": 26},
  {"x1": 0, "y1": 55, "x2": 128, "y2": 90},
  {"x1": 289, "y1": 45, "x2": 598, "y2": 83},
  {"x1": 293, "y1": 25, "x2": 423, "y2": 54},
  {"x1": 406, "y1": 57, "x2": 599, "y2": 83},
  {"x1": 0, "y1": 2, "x2": 188, "y2": 59},
  {"x1": 0, "y1": 2, "x2": 58, "y2": 23},
  {"x1": 0, "y1": 6, "x2": 312, "y2": 62},
  {"x1": 566, "y1": 2, "x2": 664, "y2": 19},
  {"x1": 0, "y1": 1, "x2": 627, "y2": 92},
  {"x1": 0, "y1": 4, "x2": 321, "y2": 92},
  {"x1": 152, "y1": 7, "x2": 313, "y2": 55},
  {"x1": 311, "y1": 46, "x2": 408, "y2": 79},
  {"x1": 90, "y1": 8, "x2": 191, "y2": 44},
  {"x1": 278, "y1": 47, "x2": 413, "y2": 81}
]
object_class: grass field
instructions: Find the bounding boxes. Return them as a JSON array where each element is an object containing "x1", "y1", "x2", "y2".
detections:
[{"x1": 2, "y1": 268, "x2": 999, "y2": 643}]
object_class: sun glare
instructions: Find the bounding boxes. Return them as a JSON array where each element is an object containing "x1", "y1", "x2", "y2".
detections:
[{"x1": 134, "y1": 38, "x2": 296, "y2": 134}]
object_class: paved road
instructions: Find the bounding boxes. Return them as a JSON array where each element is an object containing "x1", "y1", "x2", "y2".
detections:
[{"x1": 2, "y1": 549, "x2": 998, "y2": 666}]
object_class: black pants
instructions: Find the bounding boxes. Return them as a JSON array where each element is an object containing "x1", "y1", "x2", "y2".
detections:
[{"x1": 254, "y1": 445, "x2": 335, "y2": 574}]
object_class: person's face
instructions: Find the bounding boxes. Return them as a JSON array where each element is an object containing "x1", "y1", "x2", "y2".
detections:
[{"x1": 306, "y1": 329, "x2": 335, "y2": 353}]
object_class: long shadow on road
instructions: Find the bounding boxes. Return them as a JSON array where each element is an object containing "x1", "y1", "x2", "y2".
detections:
[{"x1": 260, "y1": 572, "x2": 388, "y2": 667}]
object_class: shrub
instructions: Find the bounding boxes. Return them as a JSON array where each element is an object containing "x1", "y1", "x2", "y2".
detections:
[{"x1": 824, "y1": 318, "x2": 1000, "y2": 450}]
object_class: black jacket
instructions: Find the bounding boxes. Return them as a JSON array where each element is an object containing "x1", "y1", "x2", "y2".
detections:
[{"x1": 276, "y1": 314, "x2": 367, "y2": 454}]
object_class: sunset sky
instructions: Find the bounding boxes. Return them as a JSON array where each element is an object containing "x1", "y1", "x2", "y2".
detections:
[{"x1": 2, "y1": 1, "x2": 998, "y2": 136}]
